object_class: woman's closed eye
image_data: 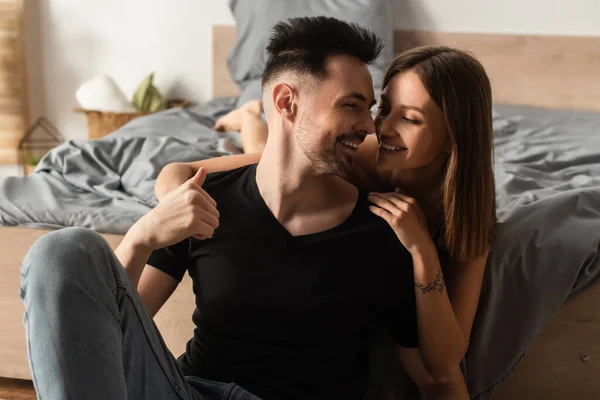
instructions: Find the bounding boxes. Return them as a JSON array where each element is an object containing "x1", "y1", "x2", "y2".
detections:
[{"x1": 402, "y1": 116, "x2": 420, "y2": 125}]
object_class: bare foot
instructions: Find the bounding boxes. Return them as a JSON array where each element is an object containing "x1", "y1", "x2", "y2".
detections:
[{"x1": 213, "y1": 100, "x2": 262, "y2": 132}]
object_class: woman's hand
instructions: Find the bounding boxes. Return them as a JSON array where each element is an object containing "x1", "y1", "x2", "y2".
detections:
[{"x1": 368, "y1": 189, "x2": 434, "y2": 255}]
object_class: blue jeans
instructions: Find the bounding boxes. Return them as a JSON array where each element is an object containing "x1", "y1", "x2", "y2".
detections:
[{"x1": 20, "y1": 227, "x2": 261, "y2": 400}]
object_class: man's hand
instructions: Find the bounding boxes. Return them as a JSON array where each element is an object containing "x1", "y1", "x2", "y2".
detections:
[{"x1": 132, "y1": 167, "x2": 220, "y2": 251}]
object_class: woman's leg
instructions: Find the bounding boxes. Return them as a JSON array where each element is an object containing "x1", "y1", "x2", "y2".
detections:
[
  {"x1": 20, "y1": 227, "x2": 193, "y2": 400},
  {"x1": 239, "y1": 111, "x2": 268, "y2": 154},
  {"x1": 214, "y1": 100, "x2": 268, "y2": 154}
]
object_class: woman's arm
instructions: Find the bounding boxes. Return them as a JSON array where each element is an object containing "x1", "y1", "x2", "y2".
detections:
[
  {"x1": 398, "y1": 250, "x2": 488, "y2": 384},
  {"x1": 154, "y1": 153, "x2": 261, "y2": 201},
  {"x1": 368, "y1": 191, "x2": 489, "y2": 386}
]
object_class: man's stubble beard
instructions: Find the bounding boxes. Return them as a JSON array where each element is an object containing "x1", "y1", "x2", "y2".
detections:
[{"x1": 295, "y1": 111, "x2": 355, "y2": 181}]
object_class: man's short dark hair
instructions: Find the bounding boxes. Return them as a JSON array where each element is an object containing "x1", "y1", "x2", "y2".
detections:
[{"x1": 262, "y1": 16, "x2": 383, "y2": 88}]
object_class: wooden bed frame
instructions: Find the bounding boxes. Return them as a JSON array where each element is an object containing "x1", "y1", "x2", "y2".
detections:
[
  {"x1": 1, "y1": 26, "x2": 599, "y2": 399},
  {"x1": 213, "y1": 26, "x2": 600, "y2": 112}
]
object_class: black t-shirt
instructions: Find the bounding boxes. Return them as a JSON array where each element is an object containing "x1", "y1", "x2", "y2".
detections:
[{"x1": 148, "y1": 164, "x2": 417, "y2": 400}]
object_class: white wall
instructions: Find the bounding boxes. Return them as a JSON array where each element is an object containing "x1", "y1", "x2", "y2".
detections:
[
  {"x1": 392, "y1": 0, "x2": 600, "y2": 35},
  {"x1": 25, "y1": 0, "x2": 235, "y2": 146},
  {"x1": 23, "y1": 0, "x2": 600, "y2": 146}
]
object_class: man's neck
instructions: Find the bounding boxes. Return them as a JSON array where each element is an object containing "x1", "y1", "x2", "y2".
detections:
[{"x1": 255, "y1": 139, "x2": 359, "y2": 236}]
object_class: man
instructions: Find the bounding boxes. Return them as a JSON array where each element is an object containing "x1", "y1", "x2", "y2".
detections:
[{"x1": 21, "y1": 17, "x2": 417, "y2": 400}]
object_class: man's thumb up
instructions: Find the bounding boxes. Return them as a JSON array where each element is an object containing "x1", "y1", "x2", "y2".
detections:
[{"x1": 189, "y1": 167, "x2": 207, "y2": 187}]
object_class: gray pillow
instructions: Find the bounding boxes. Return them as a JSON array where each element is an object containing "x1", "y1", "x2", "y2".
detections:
[{"x1": 227, "y1": 0, "x2": 393, "y2": 101}]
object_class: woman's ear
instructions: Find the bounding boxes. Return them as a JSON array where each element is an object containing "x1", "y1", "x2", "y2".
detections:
[{"x1": 272, "y1": 83, "x2": 296, "y2": 123}]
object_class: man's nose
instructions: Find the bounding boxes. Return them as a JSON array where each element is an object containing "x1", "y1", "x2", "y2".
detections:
[{"x1": 360, "y1": 114, "x2": 376, "y2": 136}]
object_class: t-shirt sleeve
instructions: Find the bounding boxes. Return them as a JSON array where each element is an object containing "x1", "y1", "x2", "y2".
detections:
[
  {"x1": 146, "y1": 238, "x2": 191, "y2": 282},
  {"x1": 387, "y1": 287, "x2": 419, "y2": 348},
  {"x1": 384, "y1": 253, "x2": 419, "y2": 348}
]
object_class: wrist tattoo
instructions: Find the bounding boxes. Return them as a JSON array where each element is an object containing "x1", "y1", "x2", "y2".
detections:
[{"x1": 415, "y1": 269, "x2": 446, "y2": 295}]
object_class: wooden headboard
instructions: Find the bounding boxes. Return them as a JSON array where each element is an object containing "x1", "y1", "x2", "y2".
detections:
[{"x1": 213, "y1": 25, "x2": 600, "y2": 112}]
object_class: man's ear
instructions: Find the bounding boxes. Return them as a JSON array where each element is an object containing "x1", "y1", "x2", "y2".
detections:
[{"x1": 272, "y1": 83, "x2": 297, "y2": 123}]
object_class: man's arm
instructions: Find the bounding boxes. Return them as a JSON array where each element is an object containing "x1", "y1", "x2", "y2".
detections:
[
  {"x1": 138, "y1": 265, "x2": 180, "y2": 317},
  {"x1": 114, "y1": 229, "x2": 154, "y2": 288},
  {"x1": 116, "y1": 167, "x2": 220, "y2": 316},
  {"x1": 155, "y1": 153, "x2": 261, "y2": 201},
  {"x1": 114, "y1": 230, "x2": 179, "y2": 317}
]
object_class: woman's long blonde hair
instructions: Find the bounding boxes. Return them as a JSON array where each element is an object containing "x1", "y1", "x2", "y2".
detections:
[{"x1": 383, "y1": 46, "x2": 497, "y2": 261}]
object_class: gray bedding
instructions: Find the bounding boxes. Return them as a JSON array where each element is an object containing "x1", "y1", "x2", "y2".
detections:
[
  {"x1": 1, "y1": 101, "x2": 599, "y2": 399},
  {"x1": 0, "y1": 97, "x2": 241, "y2": 233},
  {"x1": 467, "y1": 104, "x2": 600, "y2": 398}
]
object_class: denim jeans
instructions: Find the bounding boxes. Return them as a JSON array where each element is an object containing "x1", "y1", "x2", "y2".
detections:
[{"x1": 20, "y1": 227, "x2": 261, "y2": 400}]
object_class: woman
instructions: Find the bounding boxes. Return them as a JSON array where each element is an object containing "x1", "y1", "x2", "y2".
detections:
[{"x1": 155, "y1": 46, "x2": 496, "y2": 399}]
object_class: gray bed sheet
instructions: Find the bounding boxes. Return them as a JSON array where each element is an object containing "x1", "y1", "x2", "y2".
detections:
[
  {"x1": 466, "y1": 104, "x2": 600, "y2": 398},
  {"x1": 0, "y1": 97, "x2": 241, "y2": 233},
  {"x1": 1, "y1": 101, "x2": 599, "y2": 399}
]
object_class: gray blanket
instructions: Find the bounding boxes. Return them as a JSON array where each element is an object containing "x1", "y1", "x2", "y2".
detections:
[
  {"x1": 467, "y1": 104, "x2": 600, "y2": 398},
  {"x1": 0, "y1": 98, "x2": 241, "y2": 233},
  {"x1": 1, "y1": 102, "x2": 599, "y2": 399}
]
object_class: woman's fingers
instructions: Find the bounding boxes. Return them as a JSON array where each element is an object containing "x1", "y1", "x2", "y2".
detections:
[
  {"x1": 368, "y1": 192, "x2": 409, "y2": 213},
  {"x1": 393, "y1": 188, "x2": 416, "y2": 205},
  {"x1": 369, "y1": 204, "x2": 393, "y2": 224}
]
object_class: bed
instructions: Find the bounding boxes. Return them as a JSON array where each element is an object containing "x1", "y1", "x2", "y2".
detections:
[{"x1": 1, "y1": 16, "x2": 600, "y2": 400}]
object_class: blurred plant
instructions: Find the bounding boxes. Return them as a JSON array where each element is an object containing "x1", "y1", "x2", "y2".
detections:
[
  {"x1": 132, "y1": 72, "x2": 167, "y2": 112},
  {"x1": 27, "y1": 154, "x2": 45, "y2": 166}
]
